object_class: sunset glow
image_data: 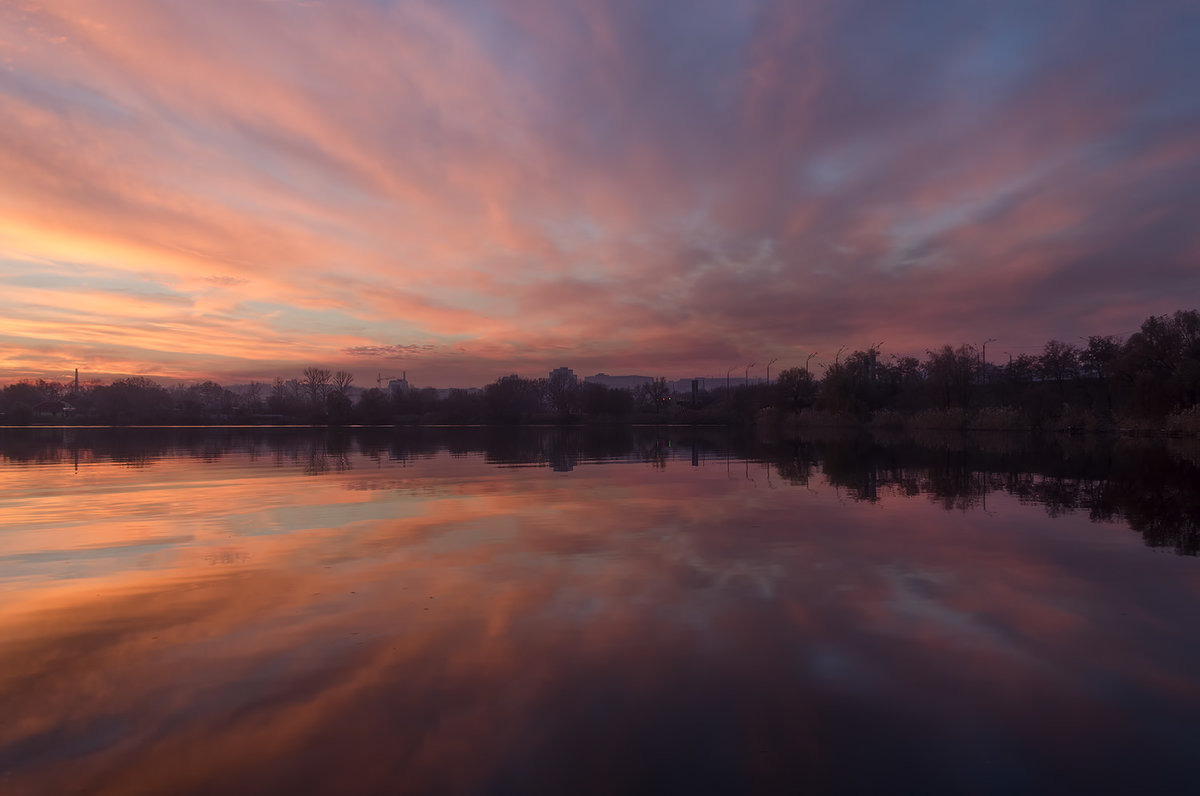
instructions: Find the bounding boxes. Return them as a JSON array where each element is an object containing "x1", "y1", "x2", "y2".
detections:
[
  {"x1": 4, "y1": 431, "x2": 1199, "y2": 792},
  {"x1": 2, "y1": 1, "x2": 1198, "y2": 385}
]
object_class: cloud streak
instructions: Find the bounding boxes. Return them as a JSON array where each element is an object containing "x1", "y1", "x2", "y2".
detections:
[
  {"x1": 1, "y1": 0, "x2": 1197, "y2": 385},
  {"x1": 344, "y1": 343, "x2": 439, "y2": 359}
]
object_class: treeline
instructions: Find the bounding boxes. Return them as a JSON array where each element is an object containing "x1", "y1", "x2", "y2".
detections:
[
  {"x1": 779, "y1": 308, "x2": 1200, "y2": 432},
  {"x1": 1, "y1": 309, "x2": 1197, "y2": 430},
  {"x1": 0, "y1": 366, "x2": 643, "y2": 426}
]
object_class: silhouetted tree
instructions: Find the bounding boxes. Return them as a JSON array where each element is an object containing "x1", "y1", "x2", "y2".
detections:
[
  {"x1": 484, "y1": 376, "x2": 544, "y2": 423},
  {"x1": 440, "y1": 389, "x2": 485, "y2": 423},
  {"x1": 882, "y1": 355, "x2": 924, "y2": 411},
  {"x1": 547, "y1": 370, "x2": 581, "y2": 419},
  {"x1": 1, "y1": 381, "x2": 48, "y2": 424},
  {"x1": 302, "y1": 367, "x2": 332, "y2": 407},
  {"x1": 818, "y1": 349, "x2": 887, "y2": 415},
  {"x1": 4, "y1": 307, "x2": 1199, "y2": 428},
  {"x1": 1115, "y1": 310, "x2": 1200, "y2": 415},
  {"x1": 244, "y1": 381, "x2": 265, "y2": 413},
  {"x1": 776, "y1": 367, "x2": 817, "y2": 415},
  {"x1": 326, "y1": 389, "x2": 353, "y2": 425},
  {"x1": 1038, "y1": 340, "x2": 1079, "y2": 401},
  {"x1": 332, "y1": 371, "x2": 354, "y2": 395},
  {"x1": 581, "y1": 382, "x2": 633, "y2": 419},
  {"x1": 267, "y1": 377, "x2": 292, "y2": 416},
  {"x1": 91, "y1": 377, "x2": 172, "y2": 424},
  {"x1": 640, "y1": 377, "x2": 671, "y2": 415},
  {"x1": 1004, "y1": 354, "x2": 1036, "y2": 384},
  {"x1": 923, "y1": 345, "x2": 976, "y2": 409},
  {"x1": 356, "y1": 387, "x2": 392, "y2": 424},
  {"x1": 1081, "y1": 336, "x2": 1121, "y2": 380}
]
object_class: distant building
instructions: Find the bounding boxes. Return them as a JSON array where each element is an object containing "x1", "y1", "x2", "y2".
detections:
[
  {"x1": 388, "y1": 371, "x2": 411, "y2": 397},
  {"x1": 549, "y1": 366, "x2": 578, "y2": 385},
  {"x1": 584, "y1": 373, "x2": 653, "y2": 391}
]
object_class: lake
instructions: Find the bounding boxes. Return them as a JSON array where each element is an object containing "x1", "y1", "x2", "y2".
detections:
[{"x1": 1, "y1": 427, "x2": 1198, "y2": 794}]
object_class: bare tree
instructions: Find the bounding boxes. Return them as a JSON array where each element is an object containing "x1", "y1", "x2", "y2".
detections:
[
  {"x1": 643, "y1": 377, "x2": 670, "y2": 414},
  {"x1": 923, "y1": 345, "x2": 976, "y2": 408},
  {"x1": 302, "y1": 367, "x2": 332, "y2": 406},
  {"x1": 546, "y1": 369, "x2": 579, "y2": 417},
  {"x1": 332, "y1": 371, "x2": 354, "y2": 396},
  {"x1": 1038, "y1": 340, "x2": 1079, "y2": 400}
]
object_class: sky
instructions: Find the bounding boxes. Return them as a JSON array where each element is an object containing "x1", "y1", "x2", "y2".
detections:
[{"x1": 1, "y1": 0, "x2": 1198, "y2": 387}]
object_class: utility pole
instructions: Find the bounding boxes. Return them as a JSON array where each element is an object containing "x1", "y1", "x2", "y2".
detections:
[
  {"x1": 981, "y1": 338, "x2": 997, "y2": 384},
  {"x1": 766, "y1": 357, "x2": 779, "y2": 384}
]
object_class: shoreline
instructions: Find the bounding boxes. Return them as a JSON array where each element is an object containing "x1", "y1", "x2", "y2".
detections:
[{"x1": 3, "y1": 419, "x2": 1199, "y2": 438}]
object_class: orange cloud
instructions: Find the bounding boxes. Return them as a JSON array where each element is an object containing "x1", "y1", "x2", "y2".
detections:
[{"x1": 1, "y1": 0, "x2": 1196, "y2": 385}]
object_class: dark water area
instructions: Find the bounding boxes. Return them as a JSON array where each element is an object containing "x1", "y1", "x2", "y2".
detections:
[{"x1": 1, "y1": 427, "x2": 1198, "y2": 794}]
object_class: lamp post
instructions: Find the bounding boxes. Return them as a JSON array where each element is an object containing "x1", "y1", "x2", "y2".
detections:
[
  {"x1": 766, "y1": 358, "x2": 779, "y2": 384},
  {"x1": 981, "y1": 338, "x2": 997, "y2": 384},
  {"x1": 745, "y1": 362, "x2": 756, "y2": 387},
  {"x1": 726, "y1": 366, "x2": 735, "y2": 393},
  {"x1": 805, "y1": 351, "x2": 819, "y2": 375}
]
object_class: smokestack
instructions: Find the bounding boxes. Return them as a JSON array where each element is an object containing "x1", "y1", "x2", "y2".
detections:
[{"x1": 74, "y1": 368, "x2": 79, "y2": 393}]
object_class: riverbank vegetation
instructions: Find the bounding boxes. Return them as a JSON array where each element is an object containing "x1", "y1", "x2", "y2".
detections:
[{"x1": 2, "y1": 309, "x2": 1197, "y2": 434}]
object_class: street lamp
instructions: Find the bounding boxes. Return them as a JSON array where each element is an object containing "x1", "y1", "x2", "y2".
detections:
[
  {"x1": 981, "y1": 338, "x2": 997, "y2": 384},
  {"x1": 745, "y1": 362, "x2": 756, "y2": 387},
  {"x1": 869, "y1": 342, "x2": 884, "y2": 382},
  {"x1": 766, "y1": 358, "x2": 779, "y2": 384},
  {"x1": 805, "y1": 351, "x2": 819, "y2": 374},
  {"x1": 726, "y1": 366, "x2": 735, "y2": 393}
]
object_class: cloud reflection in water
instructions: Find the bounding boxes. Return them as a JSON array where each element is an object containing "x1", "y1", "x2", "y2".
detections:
[{"x1": 0, "y1": 429, "x2": 1198, "y2": 794}]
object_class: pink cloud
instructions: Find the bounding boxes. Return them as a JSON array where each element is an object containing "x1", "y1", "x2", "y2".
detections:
[{"x1": 1, "y1": 0, "x2": 1196, "y2": 385}]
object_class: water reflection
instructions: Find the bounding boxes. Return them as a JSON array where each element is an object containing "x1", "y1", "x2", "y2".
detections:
[
  {"x1": 4, "y1": 427, "x2": 1198, "y2": 554},
  {"x1": 0, "y1": 428, "x2": 1198, "y2": 794}
]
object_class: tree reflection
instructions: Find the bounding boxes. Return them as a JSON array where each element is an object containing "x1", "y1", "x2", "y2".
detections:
[
  {"x1": 1, "y1": 427, "x2": 1197, "y2": 554},
  {"x1": 800, "y1": 434, "x2": 1200, "y2": 555}
]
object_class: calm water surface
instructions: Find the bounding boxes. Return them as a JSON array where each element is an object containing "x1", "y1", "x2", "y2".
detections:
[{"x1": 1, "y1": 428, "x2": 1198, "y2": 794}]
